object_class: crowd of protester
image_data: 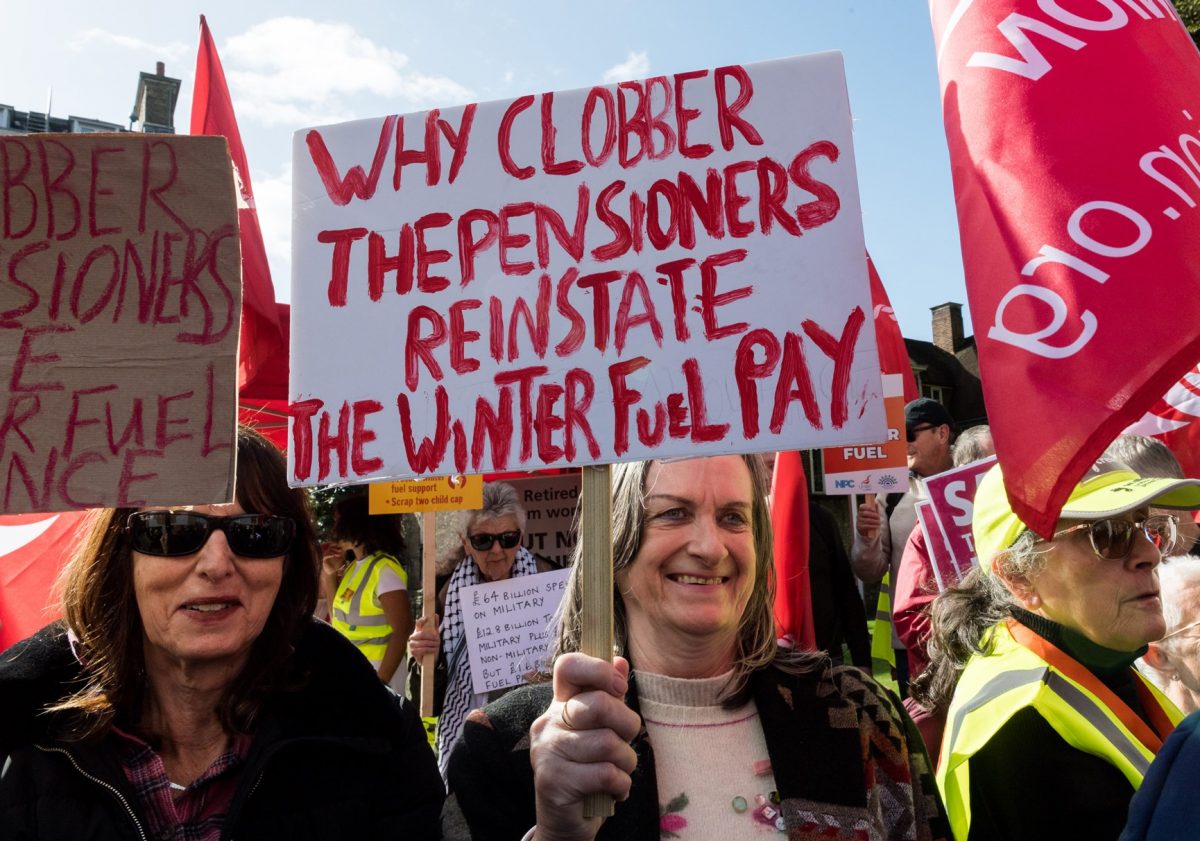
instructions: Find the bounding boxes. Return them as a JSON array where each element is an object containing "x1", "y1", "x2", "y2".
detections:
[{"x1": 6, "y1": 407, "x2": 1200, "y2": 840}]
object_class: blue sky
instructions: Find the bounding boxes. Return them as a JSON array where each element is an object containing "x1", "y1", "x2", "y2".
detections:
[{"x1": 2, "y1": 0, "x2": 970, "y2": 341}]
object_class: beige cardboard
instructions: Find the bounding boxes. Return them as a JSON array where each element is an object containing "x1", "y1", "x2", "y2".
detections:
[{"x1": 0, "y1": 134, "x2": 240, "y2": 512}]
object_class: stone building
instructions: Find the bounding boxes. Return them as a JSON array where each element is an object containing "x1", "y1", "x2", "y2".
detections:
[{"x1": 0, "y1": 61, "x2": 179, "y2": 136}]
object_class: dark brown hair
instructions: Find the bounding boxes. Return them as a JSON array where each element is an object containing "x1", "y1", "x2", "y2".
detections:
[
  {"x1": 331, "y1": 492, "x2": 405, "y2": 557},
  {"x1": 53, "y1": 426, "x2": 320, "y2": 739}
]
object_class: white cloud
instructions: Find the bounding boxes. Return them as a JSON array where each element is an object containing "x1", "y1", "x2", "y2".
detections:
[
  {"x1": 221, "y1": 17, "x2": 474, "y2": 127},
  {"x1": 602, "y1": 51, "x2": 650, "y2": 83},
  {"x1": 250, "y1": 161, "x2": 294, "y2": 301},
  {"x1": 69, "y1": 28, "x2": 189, "y2": 62}
]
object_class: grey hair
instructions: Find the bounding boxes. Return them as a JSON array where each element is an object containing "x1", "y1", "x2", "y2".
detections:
[
  {"x1": 910, "y1": 531, "x2": 1044, "y2": 715},
  {"x1": 1158, "y1": 555, "x2": 1200, "y2": 633},
  {"x1": 550, "y1": 455, "x2": 822, "y2": 705},
  {"x1": 459, "y1": 481, "x2": 526, "y2": 535},
  {"x1": 1138, "y1": 554, "x2": 1200, "y2": 693},
  {"x1": 1104, "y1": 434, "x2": 1184, "y2": 480},
  {"x1": 952, "y1": 425, "x2": 994, "y2": 467}
]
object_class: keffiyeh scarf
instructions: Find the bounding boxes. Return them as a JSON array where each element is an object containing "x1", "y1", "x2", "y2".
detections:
[{"x1": 437, "y1": 545, "x2": 539, "y2": 779}]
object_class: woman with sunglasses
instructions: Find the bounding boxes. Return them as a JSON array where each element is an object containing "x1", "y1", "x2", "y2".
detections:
[
  {"x1": 915, "y1": 458, "x2": 1200, "y2": 841},
  {"x1": 0, "y1": 427, "x2": 443, "y2": 840},
  {"x1": 408, "y1": 480, "x2": 555, "y2": 779}
]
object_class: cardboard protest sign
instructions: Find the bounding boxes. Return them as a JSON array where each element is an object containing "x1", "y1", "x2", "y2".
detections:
[
  {"x1": 923, "y1": 455, "x2": 997, "y2": 581},
  {"x1": 368, "y1": 474, "x2": 483, "y2": 513},
  {"x1": 0, "y1": 134, "x2": 240, "y2": 512},
  {"x1": 509, "y1": 472, "x2": 581, "y2": 566},
  {"x1": 914, "y1": 500, "x2": 958, "y2": 591},
  {"x1": 461, "y1": 567, "x2": 571, "y2": 692},
  {"x1": 929, "y1": 1, "x2": 1200, "y2": 537},
  {"x1": 289, "y1": 53, "x2": 883, "y2": 485},
  {"x1": 821, "y1": 373, "x2": 907, "y2": 495}
]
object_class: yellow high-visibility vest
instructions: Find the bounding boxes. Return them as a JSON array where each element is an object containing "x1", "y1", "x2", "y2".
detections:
[
  {"x1": 870, "y1": 571, "x2": 899, "y2": 694},
  {"x1": 937, "y1": 620, "x2": 1181, "y2": 841},
  {"x1": 331, "y1": 552, "x2": 407, "y2": 664}
]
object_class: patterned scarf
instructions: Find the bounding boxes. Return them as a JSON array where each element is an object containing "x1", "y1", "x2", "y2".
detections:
[{"x1": 437, "y1": 545, "x2": 539, "y2": 779}]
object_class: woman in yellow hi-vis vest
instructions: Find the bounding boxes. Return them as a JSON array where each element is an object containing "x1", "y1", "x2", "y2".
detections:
[
  {"x1": 323, "y1": 494, "x2": 414, "y2": 692},
  {"x1": 914, "y1": 459, "x2": 1200, "y2": 841}
]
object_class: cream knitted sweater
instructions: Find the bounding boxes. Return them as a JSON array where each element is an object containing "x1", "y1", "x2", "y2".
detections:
[{"x1": 636, "y1": 670, "x2": 784, "y2": 838}]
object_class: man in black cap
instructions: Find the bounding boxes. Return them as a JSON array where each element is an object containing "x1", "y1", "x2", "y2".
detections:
[{"x1": 850, "y1": 397, "x2": 954, "y2": 694}]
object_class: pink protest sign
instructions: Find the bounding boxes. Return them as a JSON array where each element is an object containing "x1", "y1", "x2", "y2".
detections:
[
  {"x1": 914, "y1": 500, "x2": 957, "y2": 592},
  {"x1": 923, "y1": 456, "x2": 997, "y2": 581}
]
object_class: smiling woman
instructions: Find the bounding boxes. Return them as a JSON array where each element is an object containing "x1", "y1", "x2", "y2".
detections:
[
  {"x1": 0, "y1": 426, "x2": 443, "y2": 840},
  {"x1": 445, "y1": 454, "x2": 952, "y2": 841}
]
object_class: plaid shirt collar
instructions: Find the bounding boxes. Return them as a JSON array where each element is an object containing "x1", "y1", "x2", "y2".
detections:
[{"x1": 111, "y1": 726, "x2": 252, "y2": 841}]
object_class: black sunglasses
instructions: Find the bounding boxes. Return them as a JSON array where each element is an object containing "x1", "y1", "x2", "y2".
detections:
[
  {"x1": 127, "y1": 511, "x2": 296, "y2": 558},
  {"x1": 467, "y1": 530, "x2": 522, "y2": 551},
  {"x1": 906, "y1": 424, "x2": 937, "y2": 443}
]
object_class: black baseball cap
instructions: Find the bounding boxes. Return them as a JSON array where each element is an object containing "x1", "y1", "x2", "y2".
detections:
[{"x1": 905, "y1": 398, "x2": 954, "y2": 432}]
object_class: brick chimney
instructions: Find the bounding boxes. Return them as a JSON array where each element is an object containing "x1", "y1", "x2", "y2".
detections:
[
  {"x1": 131, "y1": 63, "x2": 181, "y2": 134},
  {"x1": 931, "y1": 302, "x2": 965, "y2": 354}
]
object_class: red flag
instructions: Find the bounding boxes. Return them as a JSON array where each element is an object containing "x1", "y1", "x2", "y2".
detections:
[
  {"x1": 1124, "y1": 364, "x2": 1200, "y2": 479},
  {"x1": 867, "y1": 254, "x2": 919, "y2": 403},
  {"x1": 0, "y1": 512, "x2": 92, "y2": 650},
  {"x1": 771, "y1": 451, "x2": 815, "y2": 650},
  {"x1": 191, "y1": 15, "x2": 286, "y2": 398},
  {"x1": 929, "y1": 1, "x2": 1200, "y2": 537}
]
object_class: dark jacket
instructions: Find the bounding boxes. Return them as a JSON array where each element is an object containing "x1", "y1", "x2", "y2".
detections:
[
  {"x1": 1120, "y1": 708, "x2": 1200, "y2": 841},
  {"x1": 0, "y1": 620, "x2": 444, "y2": 840},
  {"x1": 446, "y1": 660, "x2": 951, "y2": 841},
  {"x1": 808, "y1": 502, "x2": 870, "y2": 667}
]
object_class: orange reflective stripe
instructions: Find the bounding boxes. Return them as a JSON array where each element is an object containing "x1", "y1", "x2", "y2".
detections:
[
  {"x1": 1007, "y1": 620, "x2": 1166, "y2": 754},
  {"x1": 1134, "y1": 676, "x2": 1177, "y2": 742}
]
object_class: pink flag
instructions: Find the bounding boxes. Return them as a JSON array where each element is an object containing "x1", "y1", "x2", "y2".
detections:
[
  {"x1": 191, "y1": 15, "x2": 286, "y2": 398},
  {"x1": 0, "y1": 512, "x2": 91, "y2": 649},
  {"x1": 929, "y1": 1, "x2": 1200, "y2": 536},
  {"x1": 1124, "y1": 364, "x2": 1200, "y2": 479}
]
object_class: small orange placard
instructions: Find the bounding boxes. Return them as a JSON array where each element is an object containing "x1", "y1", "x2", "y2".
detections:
[{"x1": 368, "y1": 475, "x2": 484, "y2": 513}]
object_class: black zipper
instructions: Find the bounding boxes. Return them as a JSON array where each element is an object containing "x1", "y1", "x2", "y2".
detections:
[
  {"x1": 35, "y1": 744, "x2": 148, "y2": 841},
  {"x1": 225, "y1": 768, "x2": 265, "y2": 841}
]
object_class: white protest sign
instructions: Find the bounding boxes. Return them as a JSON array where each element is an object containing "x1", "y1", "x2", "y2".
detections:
[
  {"x1": 462, "y1": 567, "x2": 571, "y2": 693},
  {"x1": 509, "y1": 473, "x2": 581, "y2": 566},
  {"x1": 289, "y1": 53, "x2": 884, "y2": 486}
]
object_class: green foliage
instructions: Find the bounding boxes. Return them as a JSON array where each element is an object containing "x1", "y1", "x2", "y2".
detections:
[
  {"x1": 307, "y1": 484, "x2": 365, "y2": 541},
  {"x1": 1179, "y1": 0, "x2": 1200, "y2": 48}
]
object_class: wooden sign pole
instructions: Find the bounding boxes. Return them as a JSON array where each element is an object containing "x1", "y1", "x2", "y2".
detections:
[
  {"x1": 863, "y1": 492, "x2": 878, "y2": 541},
  {"x1": 420, "y1": 510, "x2": 437, "y2": 718},
  {"x1": 580, "y1": 463, "x2": 615, "y2": 819}
]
